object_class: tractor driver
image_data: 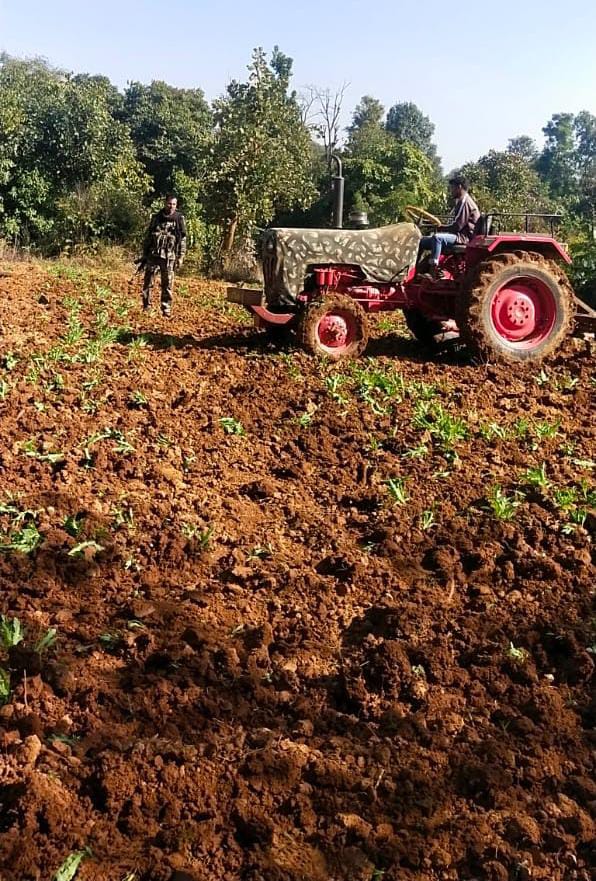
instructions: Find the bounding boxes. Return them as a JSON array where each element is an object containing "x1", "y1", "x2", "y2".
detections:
[{"x1": 417, "y1": 175, "x2": 480, "y2": 279}]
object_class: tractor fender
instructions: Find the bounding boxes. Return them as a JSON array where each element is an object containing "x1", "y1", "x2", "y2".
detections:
[{"x1": 468, "y1": 235, "x2": 572, "y2": 265}]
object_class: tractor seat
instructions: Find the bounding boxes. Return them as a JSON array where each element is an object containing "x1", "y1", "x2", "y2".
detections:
[{"x1": 445, "y1": 214, "x2": 492, "y2": 254}]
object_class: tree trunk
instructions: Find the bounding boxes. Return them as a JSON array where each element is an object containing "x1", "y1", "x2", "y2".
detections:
[{"x1": 221, "y1": 217, "x2": 238, "y2": 253}]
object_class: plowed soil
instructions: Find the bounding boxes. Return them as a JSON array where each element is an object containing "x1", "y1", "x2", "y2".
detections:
[{"x1": 0, "y1": 260, "x2": 594, "y2": 881}]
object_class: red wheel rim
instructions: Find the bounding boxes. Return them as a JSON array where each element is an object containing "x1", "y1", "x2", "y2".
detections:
[
  {"x1": 316, "y1": 310, "x2": 358, "y2": 354},
  {"x1": 490, "y1": 277, "x2": 557, "y2": 349}
]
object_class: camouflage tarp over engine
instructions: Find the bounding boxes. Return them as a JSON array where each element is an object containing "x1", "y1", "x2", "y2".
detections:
[{"x1": 262, "y1": 223, "x2": 422, "y2": 306}]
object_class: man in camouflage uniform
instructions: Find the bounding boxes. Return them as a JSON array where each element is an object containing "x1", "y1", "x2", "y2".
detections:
[{"x1": 141, "y1": 194, "x2": 187, "y2": 318}]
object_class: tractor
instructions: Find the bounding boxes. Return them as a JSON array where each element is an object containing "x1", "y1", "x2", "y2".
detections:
[{"x1": 226, "y1": 161, "x2": 595, "y2": 363}]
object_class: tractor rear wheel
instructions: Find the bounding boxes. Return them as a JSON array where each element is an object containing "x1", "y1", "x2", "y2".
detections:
[
  {"x1": 458, "y1": 251, "x2": 574, "y2": 363},
  {"x1": 297, "y1": 294, "x2": 369, "y2": 360}
]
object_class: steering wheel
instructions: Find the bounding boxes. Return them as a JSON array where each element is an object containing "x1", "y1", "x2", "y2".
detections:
[{"x1": 404, "y1": 205, "x2": 442, "y2": 227}]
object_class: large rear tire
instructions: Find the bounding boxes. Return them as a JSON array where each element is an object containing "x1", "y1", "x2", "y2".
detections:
[
  {"x1": 458, "y1": 251, "x2": 574, "y2": 363},
  {"x1": 297, "y1": 294, "x2": 369, "y2": 360}
]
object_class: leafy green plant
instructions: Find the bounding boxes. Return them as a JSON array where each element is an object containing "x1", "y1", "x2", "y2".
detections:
[
  {"x1": 325, "y1": 373, "x2": 349, "y2": 405},
  {"x1": 419, "y1": 509, "x2": 436, "y2": 531},
  {"x1": 478, "y1": 421, "x2": 509, "y2": 441},
  {"x1": 34, "y1": 627, "x2": 58, "y2": 654},
  {"x1": 402, "y1": 442, "x2": 428, "y2": 460},
  {"x1": 413, "y1": 401, "x2": 468, "y2": 449},
  {"x1": 181, "y1": 524, "x2": 213, "y2": 548},
  {"x1": 52, "y1": 847, "x2": 91, "y2": 881},
  {"x1": 63, "y1": 514, "x2": 85, "y2": 537},
  {"x1": 486, "y1": 485, "x2": 522, "y2": 521},
  {"x1": 68, "y1": 540, "x2": 104, "y2": 557},
  {"x1": 532, "y1": 419, "x2": 560, "y2": 442},
  {"x1": 0, "y1": 378, "x2": 10, "y2": 401},
  {"x1": 127, "y1": 335, "x2": 149, "y2": 360},
  {"x1": 129, "y1": 390, "x2": 148, "y2": 407},
  {"x1": 3, "y1": 352, "x2": 18, "y2": 371},
  {"x1": 219, "y1": 416, "x2": 245, "y2": 436},
  {"x1": 0, "y1": 615, "x2": 24, "y2": 648},
  {"x1": 385, "y1": 477, "x2": 408, "y2": 506},
  {"x1": 20, "y1": 439, "x2": 65, "y2": 464},
  {"x1": 0, "y1": 667, "x2": 11, "y2": 705},
  {"x1": 506, "y1": 642, "x2": 529, "y2": 665},
  {"x1": 523, "y1": 462, "x2": 550, "y2": 489},
  {"x1": 0, "y1": 522, "x2": 43, "y2": 554}
]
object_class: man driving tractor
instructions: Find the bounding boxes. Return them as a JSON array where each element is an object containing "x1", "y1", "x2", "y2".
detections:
[{"x1": 417, "y1": 175, "x2": 480, "y2": 279}]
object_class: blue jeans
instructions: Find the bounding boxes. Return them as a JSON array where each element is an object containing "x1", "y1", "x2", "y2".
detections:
[{"x1": 419, "y1": 233, "x2": 458, "y2": 264}]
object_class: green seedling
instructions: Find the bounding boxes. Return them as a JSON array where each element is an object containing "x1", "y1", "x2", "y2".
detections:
[
  {"x1": 532, "y1": 419, "x2": 560, "y2": 441},
  {"x1": 0, "y1": 615, "x2": 24, "y2": 648},
  {"x1": 551, "y1": 486, "x2": 578, "y2": 511},
  {"x1": 182, "y1": 524, "x2": 213, "y2": 548},
  {"x1": 247, "y1": 544, "x2": 273, "y2": 561},
  {"x1": 413, "y1": 401, "x2": 468, "y2": 449},
  {"x1": 127, "y1": 335, "x2": 149, "y2": 359},
  {"x1": 99, "y1": 632, "x2": 122, "y2": 649},
  {"x1": 0, "y1": 523, "x2": 43, "y2": 554},
  {"x1": 512, "y1": 417, "x2": 530, "y2": 439},
  {"x1": 325, "y1": 373, "x2": 349, "y2": 405},
  {"x1": 63, "y1": 514, "x2": 85, "y2": 537},
  {"x1": 385, "y1": 477, "x2": 409, "y2": 506},
  {"x1": 156, "y1": 433, "x2": 173, "y2": 448},
  {"x1": 111, "y1": 504, "x2": 134, "y2": 530},
  {"x1": 402, "y1": 442, "x2": 429, "y2": 460},
  {"x1": 478, "y1": 421, "x2": 509, "y2": 441},
  {"x1": 219, "y1": 416, "x2": 245, "y2": 436},
  {"x1": 534, "y1": 368, "x2": 550, "y2": 386},
  {"x1": 506, "y1": 642, "x2": 529, "y2": 665},
  {"x1": 68, "y1": 540, "x2": 104, "y2": 557},
  {"x1": 523, "y1": 462, "x2": 550, "y2": 489},
  {"x1": 52, "y1": 847, "x2": 91, "y2": 881},
  {"x1": 0, "y1": 667, "x2": 11, "y2": 705},
  {"x1": 486, "y1": 485, "x2": 522, "y2": 521},
  {"x1": 129, "y1": 390, "x2": 148, "y2": 407},
  {"x1": 419, "y1": 509, "x2": 436, "y2": 531},
  {"x1": 34, "y1": 627, "x2": 57, "y2": 654},
  {"x1": 3, "y1": 352, "x2": 18, "y2": 371},
  {"x1": 0, "y1": 378, "x2": 10, "y2": 401},
  {"x1": 20, "y1": 439, "x2": 65, "y2": 464}
]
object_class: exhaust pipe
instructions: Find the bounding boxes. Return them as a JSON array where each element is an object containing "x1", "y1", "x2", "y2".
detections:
[{"x1": 331, "y1": 154, "x2": 344, "y2": 229}]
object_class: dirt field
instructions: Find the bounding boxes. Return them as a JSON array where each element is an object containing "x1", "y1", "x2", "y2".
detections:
[{"x1": 0, "y1": 260, "x2": 594, "y2": 881}]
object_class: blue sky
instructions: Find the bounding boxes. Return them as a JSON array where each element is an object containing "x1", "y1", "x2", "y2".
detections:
[{"x1": 1, "y1": 0, "x2": 595, "y2": 171}]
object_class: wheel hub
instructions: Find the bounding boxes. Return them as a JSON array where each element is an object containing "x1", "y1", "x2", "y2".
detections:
[
  {"x1": 491, "y1": 281, "x2": 555, "y2": 346},
  {"x1": 318, "y1": 313, "x2": 350, "y2": 348}
]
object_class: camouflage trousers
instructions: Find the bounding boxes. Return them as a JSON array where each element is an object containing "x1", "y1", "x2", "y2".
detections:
[{"x1": 142, "y1": 257, "x2": 175, "y2": 307}]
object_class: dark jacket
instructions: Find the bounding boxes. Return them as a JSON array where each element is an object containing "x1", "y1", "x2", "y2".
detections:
[
  {"x1": 443, "y1": 192, "x2": 480, "y2": 243},
  {"x1": 143, "y1": 209, "x2": 187, "y2": 261}
]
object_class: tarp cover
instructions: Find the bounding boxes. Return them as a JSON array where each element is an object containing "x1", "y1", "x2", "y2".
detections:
[{"x1": 263, "y1": 223, "x2": 421, "y2": 304}]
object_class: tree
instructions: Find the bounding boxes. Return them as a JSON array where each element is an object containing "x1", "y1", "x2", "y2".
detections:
[
  {"x1": 348, "y1": 95, "x2": 385, "y2": 134},
  {"x1": 206, "y1": 47, "x2": 316, "y2": 252},
  {"x1": 537, "y1": 112, "x2": 578, "y2": 200},
  {"x1": 300, "y1": 83, "x2": 348, "y2": 164},
  {"x1": 385, "y1": 101, "x2": 438, "y2": 160},
  {"x1": 507, "y1": 136, "x2": 539, "y2": 163},
  {"x1": 459, "y1": 149, "x2": 556, "y2": 216},
  {"x1": 122, "y1": 80, "x2": 212, "y2": 198},
  {"x1": 0, "y1": 55, "x2": 149, "y2": 247},
  {"x1": 344, "y1": 101, "x2": 438, "y2": 226}
]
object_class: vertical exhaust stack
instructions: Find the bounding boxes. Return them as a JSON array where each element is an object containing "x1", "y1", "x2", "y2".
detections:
[{"x1": 331, "y1": 155, "x2": 344, "y2": 229}]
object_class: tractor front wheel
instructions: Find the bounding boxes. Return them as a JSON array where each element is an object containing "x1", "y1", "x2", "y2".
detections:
[
  {"x1": 297, "y1": 294, "x2": 369, "y2": 360},
  {"x1": 458, "y1": 251, "x2": 574, "y2": 363}
]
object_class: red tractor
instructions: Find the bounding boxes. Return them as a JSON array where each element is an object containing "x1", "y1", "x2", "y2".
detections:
[{"x1": 227, "y1": 171, "x2": 595, "y2": 363}]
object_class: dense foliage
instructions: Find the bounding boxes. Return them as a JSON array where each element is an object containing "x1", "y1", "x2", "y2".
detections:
[{"x1": 0, "y1": 49, "x2": 594, "y2": 294}]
